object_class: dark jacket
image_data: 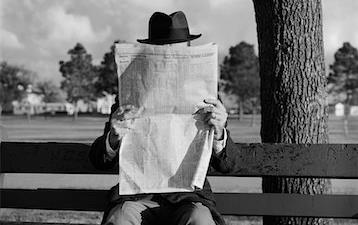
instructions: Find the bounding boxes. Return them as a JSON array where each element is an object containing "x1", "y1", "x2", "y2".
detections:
[{"x1": 89, "y1": 100, "x2": 238, "y2": 225}]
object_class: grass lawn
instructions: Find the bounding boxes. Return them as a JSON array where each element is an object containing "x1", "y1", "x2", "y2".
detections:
[{"x1": 1, "y1": 114, "x2": 358, "y2": 143}]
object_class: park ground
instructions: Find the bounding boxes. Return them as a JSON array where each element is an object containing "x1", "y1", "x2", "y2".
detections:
[
  {"x1": 0, "y1": 115, "x2": 357, "y2": 225},
  {"x1": 1, "y1": 114, "x2": 358, "y2": 143}
]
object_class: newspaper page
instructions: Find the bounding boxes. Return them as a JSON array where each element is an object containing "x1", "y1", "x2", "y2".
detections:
[{"x1": 115, "y1": 43, "x2": 218, "y2": 195}]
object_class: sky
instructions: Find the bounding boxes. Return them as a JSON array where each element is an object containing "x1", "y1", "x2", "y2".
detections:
[{"x1": 1, "y1": 0, "x2": 358, "y2": 85}]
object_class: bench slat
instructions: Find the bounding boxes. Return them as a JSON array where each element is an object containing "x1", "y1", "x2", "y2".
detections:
[
  {"x1": 215, "y1": 193, "x2": 358, "y2": 218},
  {"x1": 1, "y1": 142, "x2": 358, "y2": 178},
  {"x1": 0, "y1": 222, "x2": 97, "y2": 225},
  {"x1": 1, "y1": 189, "x2": 358, "y2": 218}
]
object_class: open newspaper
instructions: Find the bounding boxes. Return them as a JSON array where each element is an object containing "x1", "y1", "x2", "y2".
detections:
[{"x1": 115, "y1": 43, "x2": 218, "y2": 195}]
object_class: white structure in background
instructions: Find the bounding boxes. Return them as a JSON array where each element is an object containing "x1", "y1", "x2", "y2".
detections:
[
  {"x1": 12, "y1": 101, "x2": 29, "y2": 115},
  {"x1": 65, "y1": 103, "x2": 75, "y2": 115},
  {"x1": 97, "y1": 93, "x2": 115, "y2": 114},
  {"x1": 219, "y1": 92, "x2": 239, "y2": 115},
  {"x1": 13, "y1": 102, "x2": 68, "y2": 115},
  {"x1": 335, "y1": 103, "x2": 345, "y2": 116},
  {"x1": 25, "y1": 85, "x2": 43, "y2": 105},
  {"x1": 350, "y1": 106, "x2": 358, "y2": 116},
  {"x1": 76, "y1": 99, "x2": 92, "y2": 113},
  {"x1": 334, "y1": 103, "x2": 358, "y2": 116},
  {"x1": 12, "y1": 85, "x2": 44, "y2": 115},
  {"x1": 45, "y1": 103, "x2": 68, "y2": 114},
  {"x1": 12, "y1": 85, "x2": 115, "y2": 115}
]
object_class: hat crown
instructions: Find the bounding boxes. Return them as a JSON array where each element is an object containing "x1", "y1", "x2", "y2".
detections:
[
  {"x1": 138, "y1": 11, "x2": 201, "y2": 45},
  {"x1": 170, "y1": 11, "x2": 189, "y2": 28}
]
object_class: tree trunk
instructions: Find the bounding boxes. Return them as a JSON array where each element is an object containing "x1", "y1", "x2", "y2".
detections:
[
  {"x1": 26, "y1": 104, "x2": 31, "y2": 123},
  {"x1": 74, "y1": 111, "x2": 78, "y2": 120},
  {"x1": 343, "y1": 114, "x2": 349, "y2": 136},
  {"x1": 73, "y1": 103, "x2": 78, "y2": 121},
  {"x1": 252, "y1": 1, "x2": 330, "y2": 225},
  {"x1": 250, "y1": 106, "x2": 256, "y2": 127},
  {"x1": 343, "y1": 103, "x2": 349, "y2": 136},
  {"x1": 239, "y1": 100, "x2": 244, "y2": 120}
]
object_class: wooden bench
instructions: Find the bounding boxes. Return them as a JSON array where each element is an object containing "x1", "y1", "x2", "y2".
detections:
[{"x1": 1, "y1": 142, "x2": 358, "y2": 224}]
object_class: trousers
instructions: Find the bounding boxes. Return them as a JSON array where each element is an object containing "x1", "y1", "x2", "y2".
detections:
[{"x1": 103, "y1": 198, "x2": 216, "y2": 225}]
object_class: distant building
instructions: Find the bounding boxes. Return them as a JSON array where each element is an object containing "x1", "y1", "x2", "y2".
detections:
[
  {"x1": 219, "y1": 92, "x2": 239, "y2": 114},
  {"x1": 45, "y1": 102, "x2": 68, "y2": 114},
  {"x1": 12, "y1": 85, "x2": 115, "y2": 115},
  {"x1": 97, "y1": 94, "x2": 115, "y2": 114},
  {"x1": 334, "y1": 103, "x2": 358, "y2": 117},
  {"x1": 335, "y1": 103, "x2": 344, "y2": 116},
  {"x1": 12, "y1": 85, "x2": 44, "y2": 115},
  {"x1": 350, "y1": 106, "x2": 358, "y2": 116}
]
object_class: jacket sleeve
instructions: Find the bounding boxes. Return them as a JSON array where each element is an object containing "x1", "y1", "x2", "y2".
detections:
[
  {"x1": 210, "y1": 130, "x2": 238, "y2": 174},
  {"x1": 89, "y1": 97, "x2": 119, "y2": 170}
]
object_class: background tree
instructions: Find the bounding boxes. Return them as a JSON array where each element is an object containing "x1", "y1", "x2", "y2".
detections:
[
  {"x1": 253, "y1": 1, "x2": 329, "y2": 225},
  {"x1": 327, "y1": 42, "x2": 358, "y2": 134},
  {"x1": 94, "y1": 40, "x2": 126, "y2": 96},
  {"x1": 59, "y1": 43, "x2": 97, "y2": 119},
  {"x1": 220, "y1": 42, "x2": 260, "y2": 122},
  {"x1": 0, "y1": 61, "x2": 35, "y2": 115},
  {"x1": 36, "y1": 80, "x2": 66, "y2": 103}
]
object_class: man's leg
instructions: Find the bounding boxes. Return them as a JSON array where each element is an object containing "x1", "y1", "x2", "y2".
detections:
[
  {"x1": 103, "y1": 199, "x2": 160, "y2": 225},
  {"x1": 171, "y1": 202, "x2": 216, "y2": 225}
]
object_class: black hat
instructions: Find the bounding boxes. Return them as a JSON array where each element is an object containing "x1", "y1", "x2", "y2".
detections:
[{"x1": 137, "y1": 11, "x2": 201, "y2": 45}]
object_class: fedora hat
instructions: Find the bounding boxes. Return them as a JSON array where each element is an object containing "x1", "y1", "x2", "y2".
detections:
[{"x1": 137, "y1": 11, "x2": 201, "y2": 45}]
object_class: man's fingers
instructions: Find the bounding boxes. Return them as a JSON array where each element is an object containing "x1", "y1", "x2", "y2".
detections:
[
  {"x1": 112, "y1": 119, "x2": 135, "y2": 130},
  {"x1": 193, "y1": 107, "x2": 206, "y2": 115},
  {"x1": 118, "y1": 105, "x2": 136, "y2": 114},
  {"x1": 204, "y1": 98, "x2": 219, "y2": 106},
  {"x1": 209, "y1": 107, "x2": 226, "y2": 115},
  {"x1": 204, "y1": 112, "x2": 225, "y2": 123},
  {"x1": 126, "y1": 105, "x2": 135, "y2": 109},
  {"x1": 122, "y1": 105, "x2": 135, "y2": 110},
  {"x1": 116, "y1": 112, "x2": 139, "y2": 120},
  {"x1": 203, "y1": 109, "x2": 227, "y2": 120},
  {"x1": 207, "y1": 118, "x2": 222, "y2": 127},
  {"x1": 123, "y1": 113, "x2": 140, "y2": 120},
  {"x1": 204, "y1": 98, "x2": 226, "y2": 111},
  {"x1": 112, "y1": 115, "x2": 139, "y2": 126},
  {"x1": 113, "y1": 105, "x2": 142, "y2": 121},
  {"x1": 197, "y1": 105, "x2": 221, "y2": 114}
]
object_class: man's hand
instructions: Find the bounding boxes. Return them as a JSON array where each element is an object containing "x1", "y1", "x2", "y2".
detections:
[
  {"x1": 108, "y1": 105, "x2": 141, "y2": 150},
  {"x1": 197, "y1": 98, "x2": 228, "y2": 140}
]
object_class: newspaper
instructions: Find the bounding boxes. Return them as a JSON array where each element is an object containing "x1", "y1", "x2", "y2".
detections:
[{"x1": 115, "y1": 43, "x2": 218, "y2": 195}]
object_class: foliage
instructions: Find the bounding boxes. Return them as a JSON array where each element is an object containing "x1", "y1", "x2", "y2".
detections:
[
  {"x1": 220, "y1": 42, "x2": 260, "y2": 112},
  {"x1": 0, "y1": 61, "x2": 36, "y2": 111},
  {"x1": 328, "y1": 42, "x2": 358, "y2": 105},
  {"x1": 59, "y1": 43, "x2": 97, "y2": 103},
  {"x1": 94, "y1": 40, "x2": 125, "y2": 96},
  {"x1": 36, "y1": 80, "x2": 66, "y2": 103}
]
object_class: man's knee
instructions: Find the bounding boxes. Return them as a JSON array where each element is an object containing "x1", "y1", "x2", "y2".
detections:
[
  {"x1": 190, "y1": 203, "x2": 216, "y2": 225},
  {"x1": 176, "y1": 202, "x2": 216, "y2": 225},
  {"x1": 104, "y1": 201, "x2": 145, "y2": 225}
]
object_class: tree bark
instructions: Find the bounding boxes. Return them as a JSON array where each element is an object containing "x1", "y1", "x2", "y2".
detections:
[
  {"x1": 73, "y1": 101, "x2": 78, "y2": 121},
  {"x1": 343, "y1": 100, "x2": 350, "y2": 136},
  {"x1": 239, "y1": 100, "x2": 244, "y2": 120},
  {"x1": 252, "y1": 0, "x2": 330, "y2": 225},
  {"x1": 251, "y1": 106, "x2": 256, "y2": 127}
]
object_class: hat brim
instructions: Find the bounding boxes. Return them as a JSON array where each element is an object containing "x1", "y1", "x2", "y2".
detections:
[{"x1": 137, "y1": 34, "x2": 201, "y2": 45}]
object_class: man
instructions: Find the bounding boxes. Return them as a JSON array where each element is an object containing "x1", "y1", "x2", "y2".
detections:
[{"x1": 90, "y1": 11, "x2": 237, "y2": 225}]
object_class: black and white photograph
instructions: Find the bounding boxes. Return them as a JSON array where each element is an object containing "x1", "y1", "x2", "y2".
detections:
[{"x1": 0, "y1": 0, "x2": 358, "y2": 225}]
